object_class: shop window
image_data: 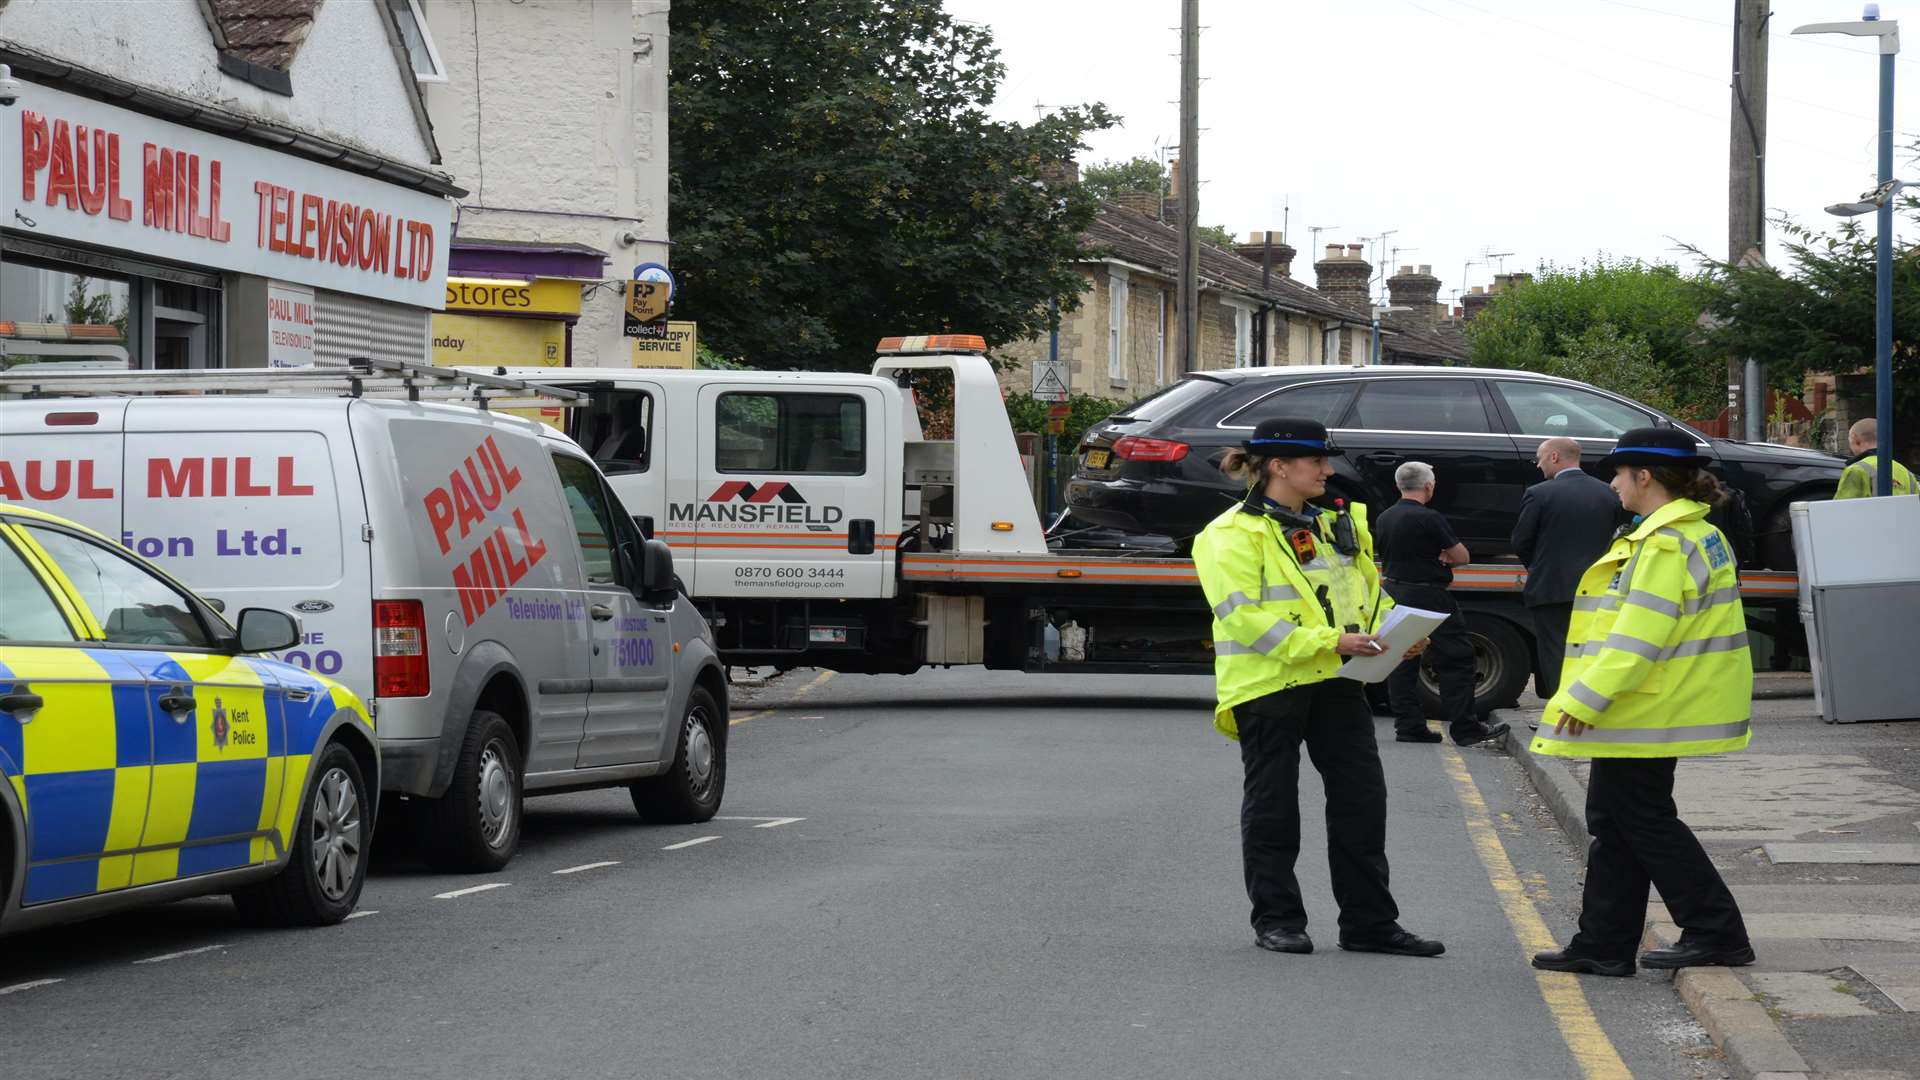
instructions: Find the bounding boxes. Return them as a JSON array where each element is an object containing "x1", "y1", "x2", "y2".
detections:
[
  {"x1": 716, "y1": 393, "x2": 866, "y2": 475},
  {"x1": 0, "y1": 259, "x2": 132, "y2": 369},
  {"x1": 386, "y1": 0, "x2": 449, "y2": 81}
]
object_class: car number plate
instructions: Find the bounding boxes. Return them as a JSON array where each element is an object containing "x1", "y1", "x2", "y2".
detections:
[
  {"x1": 1085, "y1": 449, "x2": 1110, "y2": 469},
  {"x1": 809, "y1": 627, "x2": 848, "y2": 644}
]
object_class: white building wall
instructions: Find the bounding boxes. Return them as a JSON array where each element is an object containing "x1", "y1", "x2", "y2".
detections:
[
  {"x1": 422, "y1": 0, "x2": 671, "y2": 368},
  {"x1": 0, "y1": 0, "x2": 433, "y2": 166}
]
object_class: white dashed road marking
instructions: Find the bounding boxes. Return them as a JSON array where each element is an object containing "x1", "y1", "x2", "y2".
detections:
[
  {"x1": 751, "y1": 817, "x2": 805, "y2": 829},
  {"x1": 434, "y1": 882, "x2": 511, "y2": 900},
  {"x1": 344, "y1": 910, "x2": 379, "y2": 920},
  {"x1": 0, "y1": 978, "x2": 63, "y2": 995},
  {"x1": 553, "y1": 861, "x2": 621, "y2": 875},
  {"x1": 662, "y1": 836, "x2": 719, "y2": 851},
  {"x1": 132, "y1": 944, "x2": 227, "y2": 965}
]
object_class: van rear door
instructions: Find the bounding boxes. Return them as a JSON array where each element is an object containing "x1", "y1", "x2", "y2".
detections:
[{"x1": 0, "y1": 399, "x2": 128, "y2": 538}]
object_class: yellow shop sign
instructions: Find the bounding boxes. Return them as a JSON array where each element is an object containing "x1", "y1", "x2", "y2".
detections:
[{"x1": 444, "y1": 277, "x2": 582, "y2": 317}]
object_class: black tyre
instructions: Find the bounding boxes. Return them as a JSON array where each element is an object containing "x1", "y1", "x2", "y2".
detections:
[
  {"x1": 1418, "y1": 612, "x2": 1532, "y2": 717},
  {"x1": 1758, "y1": 499, "x2": 1820, "y2": 572},
  {"x1": 232, "y1": 740, "x2": 370, "y2": 926},
  {"x1": 425, "y1": 711, "x2": 522, "y2": 872},
  {"x1": 632, "y1": 687, "x2": 726, "y2": 824}
]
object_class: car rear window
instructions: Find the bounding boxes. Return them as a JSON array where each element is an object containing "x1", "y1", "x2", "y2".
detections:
[
  {"x1": 1229, "y1": 381, "x2": 1359, "y2": 428},
  {"x1": 1107, "y1": 377, "x2": 1223, "y2": 425}
]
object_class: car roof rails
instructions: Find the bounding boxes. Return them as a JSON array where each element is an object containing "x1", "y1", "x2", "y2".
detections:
[{"x1": 0, "y1": 356, "x2": 589, "y2": 409}]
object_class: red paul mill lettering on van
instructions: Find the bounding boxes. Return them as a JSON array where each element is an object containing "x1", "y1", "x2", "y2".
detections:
[
  {"x1": 146, "y1": 456, "x2": 314, "y2": 498},
  {"x1": 420, "y1": 437, "x2": 550, "y2": 625},
  {"x1": 0, "y1": 459, "x2": 115, "y2": 501}
]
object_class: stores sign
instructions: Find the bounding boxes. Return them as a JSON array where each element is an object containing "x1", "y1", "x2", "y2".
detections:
[{"x1": 2, "y1": 82, "x2": 449, "y2": 309}]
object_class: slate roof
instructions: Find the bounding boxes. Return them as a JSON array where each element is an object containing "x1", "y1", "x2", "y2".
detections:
[
  {"x1": 1084, "y1": 201, "x2": 1365, "y2": 325},
  {"x1": 1380, "y1": 313, "x2": 1470, "y2": 364},
  {"x1": 206, "y1": 0, "x2": 322, "y2": 71}
]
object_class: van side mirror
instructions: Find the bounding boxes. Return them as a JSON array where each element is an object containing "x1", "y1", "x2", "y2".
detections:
[
  {"x1": 633, "y1": 514, "x2": 655, "y2": 539},
  {"x1": 237, "y1": 608, "x2": 302, "y2": 654},
  {"x1": 640, "y1": 539, "x2": 675, "y2": 595}
]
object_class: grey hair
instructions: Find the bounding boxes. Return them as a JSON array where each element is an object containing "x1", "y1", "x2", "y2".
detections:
[{"x1": 1395, "y1": 460, "x2": 1435, "y2": 492}]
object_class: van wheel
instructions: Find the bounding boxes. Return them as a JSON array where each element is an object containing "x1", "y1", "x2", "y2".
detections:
[
  {"x1": 426, "y1": 711, "x2": 522, "y2": 872},
  {"x1": 1419, "y1": 614, "x2": 1531, "y2": 717},
  {"x1": 232, "y1": 741, "x2": 369, "y2": 926},
  {"x1": 632, "y1": 687, "x2": 725, "y2": 824}
]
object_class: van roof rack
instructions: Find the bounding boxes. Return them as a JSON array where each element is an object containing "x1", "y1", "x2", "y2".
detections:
[{"x1": 0, "y1": 356, "x2": 589, "y2": 409}]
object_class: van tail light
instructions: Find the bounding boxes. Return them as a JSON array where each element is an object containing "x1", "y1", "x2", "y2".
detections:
[
  {"x1": 1111, "y1": 436, "x2": 1191, "y2": 462},
  {"x1": 373, "y1": 600, "x2": 430, "y2": 698}
]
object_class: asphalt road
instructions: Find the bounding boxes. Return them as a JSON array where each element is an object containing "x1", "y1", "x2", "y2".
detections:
[{"x1": 1, "y1": 669, "x2": 1727, "y2": 1079}]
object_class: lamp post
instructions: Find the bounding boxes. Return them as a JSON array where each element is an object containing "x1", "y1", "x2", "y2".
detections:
[
  {"x1": 1796, "y1": 7, "x2": 1900, "y2": 496},
  {"x1": 1368, "y1": 304, "x2": 1411, "y2": 367}
]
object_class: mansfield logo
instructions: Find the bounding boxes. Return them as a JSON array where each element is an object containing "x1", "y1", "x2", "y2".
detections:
[{"x1": 668, "y1": 481, "x2": 844, "y2": 528}]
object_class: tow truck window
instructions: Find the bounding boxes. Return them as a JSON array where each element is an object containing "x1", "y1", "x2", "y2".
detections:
[
  {"x1": 24, "y1": 526, "x2": 213, "y2": 648},
  {"x1": 0, "y1": 536, "x2": 78, "y2": 643},
  {"x1": 716, "y1": 392, "x2": 866, "y2": 475},
  {"x1": 576, "y1": 387, "x2": 653, "y2": 475},
  {"x1": 551, "y1": 454, "x2": 627, "y2": 586}
]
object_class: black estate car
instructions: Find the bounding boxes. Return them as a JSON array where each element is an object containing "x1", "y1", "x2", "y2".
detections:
[{"x1": 1066, "y1": 366, "x2": 1844, "y2": 570}]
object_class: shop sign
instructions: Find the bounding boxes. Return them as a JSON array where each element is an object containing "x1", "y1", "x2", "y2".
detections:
[
  {"x1": 3, "y1": 81, "x2": 448, "y2": 309},
  {"x1": 623, "y1": 262, "x2": 674, "y2": 338},
  {"x1": 430, "y1": 312, "x2": 565, "y2": 368},
  {"x1": 444, "y1": 278, "x2": 582, "y2": 317},
  {"x1": 631, "y1": 320, "x2": 696, "y2": 369},
  {"x1": 267, "y1": 281, "x2": 316, "y2": 369}
]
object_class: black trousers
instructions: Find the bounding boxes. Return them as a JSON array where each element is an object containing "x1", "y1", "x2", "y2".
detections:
[
  {"x1": 1530, "y1": 602, "x2": 1574, "y2": 701},
  {"x1": 1237, "y1": 679, "x2": 1401, "y2": 940},
  {"x1": 1383, "y1": 581, "x2": 1475, "y2": 735},
  {"x1": 1569, "y1": 757, "x2": 1749, "y2": 960}
]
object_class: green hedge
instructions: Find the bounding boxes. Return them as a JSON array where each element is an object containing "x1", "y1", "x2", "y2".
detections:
[{"x1": 1002, "y1": 392, "x2": 1128, "y2": 447}]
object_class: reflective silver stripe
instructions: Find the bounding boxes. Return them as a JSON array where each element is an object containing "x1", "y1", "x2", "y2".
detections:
[
  {"x1": 1564, "y1": 640, "x2": 1588, "y2": 659},
  {"x1": 1301, "y1": 558, "x2": 1330, "y2": 572},
  {"x1": 1250, "y1": 617, "x2": 1296, "y2": 653},
  {"x1": 1573, "y1": 594, "x2": 1615, "y2": 612},
  {"x1": 1263, "y1": 585, "x2": 1301, "y2": 602},
  {"x1": 1661, "y1": 632, "x2": 1749, "y2": 661},
  {"x1": 1566, "y1": 682, "x2": 1612, "y2": 713},
  {"x1": 1659, "y1": 528, "x2": 1712, "y2": 595},
  {"x1": 1601, "y1": 633, "x2": 1663, "y2": 660},
  {"x1": 1682, "y1": 586, "x2": 1742, "y2": 615},
  {"x1": 1622, "y1": 590, "x2": 1681, "y2": 619},
  {"x1": 1548, "y1": 718, "x2": 1750, "y2": 744},
  {"x1": 1213, "y1": 591, "x2": 1259, "y2": 619},
  {"x1": 1215, "y1": 641, "x2": 1256, "y2": 656}
]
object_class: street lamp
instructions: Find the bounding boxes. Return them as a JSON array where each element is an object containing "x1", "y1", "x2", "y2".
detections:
[
  {"x1": 1795, "y1": 6, "x2": 1901, "y2": 496},
  {"x1": 1368, "y1": 303, "x2": 1410, "y2": 367}
]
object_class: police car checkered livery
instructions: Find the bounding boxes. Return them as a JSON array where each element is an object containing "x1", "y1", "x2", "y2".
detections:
[{"x1": 0, "y1": 505, "x2": 377, "y2": 935}]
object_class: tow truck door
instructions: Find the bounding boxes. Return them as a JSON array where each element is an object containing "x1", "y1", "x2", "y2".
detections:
[{"x1": 690, "y1": 381, "x2": 892, "y2": 600}]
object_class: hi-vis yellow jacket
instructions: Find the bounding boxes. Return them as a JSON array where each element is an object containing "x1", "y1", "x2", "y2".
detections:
[
  {"x1": 1192, "y1": 501, "x2": 1391, "y2": 740},
  {"x1": 1835, "y1": 453, "x2": 1917, "y2": 499},
  {"x1": 1533, "y1": 498, "x2": 1753, "y2": 759}
]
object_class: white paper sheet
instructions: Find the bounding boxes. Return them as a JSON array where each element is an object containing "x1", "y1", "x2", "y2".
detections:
[{"x1": 1335, "y1": 604, "x2": 1452, "y2": 684}]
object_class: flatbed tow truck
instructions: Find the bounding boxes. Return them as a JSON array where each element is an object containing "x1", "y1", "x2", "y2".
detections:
[{"x1": 491, "y1": 336, "x2": 1801, "y2": 713}]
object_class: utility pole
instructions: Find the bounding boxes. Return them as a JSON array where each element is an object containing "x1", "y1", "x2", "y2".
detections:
[
  {"x1": 1729, "y1": 0, "x2": 1770, "y2": 440},
  {"x1": 1177, "y1": 0, "x2": 1200, "y2": 373}
]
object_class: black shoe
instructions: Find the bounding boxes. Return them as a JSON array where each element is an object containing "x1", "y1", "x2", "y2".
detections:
[
  {"x1": 1532, "y1": 948, "x2": 1635, "y2": 977},
  {"x1": 1639, "y1": 942, "x2": 1756, "y2": 969},
  {"x1": 1338, "y1": 929, "x2": 1444, "y2": 957},
  {"x1": 1255, "y1": 928, "x2": 1313, "y2": 954},
  {"x1": 1395, "y1": 728, "x2": 1443, "y2": 743},
  {"x1": 1452, "y1": 721, "x2": 1511, "y2": 747}
]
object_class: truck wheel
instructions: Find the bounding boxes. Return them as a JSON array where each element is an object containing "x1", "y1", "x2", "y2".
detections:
[
  {"x1": 426, "y1": 711, "x2": 522, "y2": 872},
  {"x1": 632, "y1": 687, "x2": 725, "y2": 824},
  {"x1": 232, "y1": 741, "x2": 370, "y2": 926},
  {"x1": 1419, "y1": 614, "x2": 1531, "y2": 717},
  {"x1": 1758, "y1": 500, "x2": 1820, "y2": 572}
]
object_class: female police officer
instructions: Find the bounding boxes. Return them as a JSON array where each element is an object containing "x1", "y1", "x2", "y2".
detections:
[
  {"x1": 1531, "y1": 427, "x2": 1756, "y2": 977},
  {"x1": 1192, "y1": 417, "x2": 1444, "y2": 959}
]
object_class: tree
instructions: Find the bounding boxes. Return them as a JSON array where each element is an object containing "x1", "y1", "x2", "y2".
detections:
[
  {"x1": 1464, "y1": 257, "x2": 1715, "y2": 416},
  {"x1": 1079, "y1": 154, "x2": 1236, "y2": 247},
  {"x1": 670, "y1": 0, "x2": 1116, "y2": 371}
]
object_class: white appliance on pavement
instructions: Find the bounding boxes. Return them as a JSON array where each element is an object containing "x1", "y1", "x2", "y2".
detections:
[{"x1": 1790, "y1": 496, "x2": 1920, "y2": 723}]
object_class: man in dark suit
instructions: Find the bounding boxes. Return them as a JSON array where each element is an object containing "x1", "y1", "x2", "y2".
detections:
[{"x1": 1512, "y1": 438, "x2": 1621, "y2": 699}]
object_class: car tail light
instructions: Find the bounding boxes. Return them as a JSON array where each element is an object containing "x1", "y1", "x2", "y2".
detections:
[
  {"x1": 374, "y1": 599, "x2": 430, "y2": 698},
  {"x1": 1111, "y1": 436, "x2": 1191, "y2": 462}
]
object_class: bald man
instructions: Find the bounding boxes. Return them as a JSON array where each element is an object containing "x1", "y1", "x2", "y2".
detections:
[
  {"x1": 1512, "y1": 438, "x2": 1622, "y2": 699},
  {"x1": 1836, "y1": 419, "x2": 1917, "y2": 498}
]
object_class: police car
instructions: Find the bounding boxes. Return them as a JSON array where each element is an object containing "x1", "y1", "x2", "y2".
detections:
[{"x1": 0, "y1": 505, "x2": 377, "y2": 936}]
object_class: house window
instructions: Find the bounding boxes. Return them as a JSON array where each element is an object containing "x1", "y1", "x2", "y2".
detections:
[
  {"x1": 1321, "y1": 327, "x2": 1341, "y2": 363},
  {"x1": 1232, "y1": 303, "x2": 1253, "y2": 369},
  {"x1": 1108, "y1": 269, "x2": 1129, "y2": 384},
  {"x1": 386, "y1": 0, "x2": 448, "y2": 81},
  {"x1": 1155, "y1": 290, "x2": 1167, "y2": 384}
]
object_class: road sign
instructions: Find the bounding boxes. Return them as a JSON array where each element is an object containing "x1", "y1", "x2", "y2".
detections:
[
  {"x1": 1046, "y1": 403, "x2": 1071, "y2": 419},
  {"x1": 1046, "y1": 418, "x2": 1066, "y2": 434},
  {"x1": 1031, "y1": 358, "x2": 1070, "y2": 402}
]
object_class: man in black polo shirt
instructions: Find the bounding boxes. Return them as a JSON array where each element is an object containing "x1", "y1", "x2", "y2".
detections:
[{"x1": 1373, "y1": 461, "x2": 1510, "y2": 747}]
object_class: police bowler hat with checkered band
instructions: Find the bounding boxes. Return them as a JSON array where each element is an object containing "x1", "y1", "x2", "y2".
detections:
[
  {"x1": 1599, "y1": 426, "x2": 1709, "y2": 469},
  {"x1": 1243, "y1": 418, "x2": 1342, "y2": 458}
]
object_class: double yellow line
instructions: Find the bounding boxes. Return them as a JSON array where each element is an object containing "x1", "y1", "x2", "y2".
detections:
[{"x1": 729, "y1": 670, "x2": 837, "y2": 726}]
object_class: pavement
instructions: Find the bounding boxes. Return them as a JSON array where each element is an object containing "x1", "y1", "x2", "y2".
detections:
[
  {"x1": 1, "y1": 668, "x2": 1730, "y2": 1080},
  {"x1": 1495, "y1": 673, "x2": 1920, "y2": 1080}
]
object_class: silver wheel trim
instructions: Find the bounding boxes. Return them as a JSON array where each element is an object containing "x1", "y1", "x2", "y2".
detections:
[
  {"x1": 476, "y1": 739, "x2": 517, "y2": 849},
  {"x1": 309, "y1": 767, "x2": 364, "y2": 903},
  {"x1": 1418, "y1": 632, "x2": 1499, "y2": 702},
  {"x1": 682, "y1": 707, "x2": 717, "y2": 802}
]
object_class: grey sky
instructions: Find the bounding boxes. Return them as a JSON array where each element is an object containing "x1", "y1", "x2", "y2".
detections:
[{"x1": 946, "y1": 0, "x2": 1920, "y2": 308}]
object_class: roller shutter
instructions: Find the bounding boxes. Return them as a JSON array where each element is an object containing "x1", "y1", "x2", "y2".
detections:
[{"x1": 314, "y1": 289, "x2": 429, "y2": 366}]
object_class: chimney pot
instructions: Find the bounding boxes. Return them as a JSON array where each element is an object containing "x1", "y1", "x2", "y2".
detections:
[
  {"x1": 1470, "y1": 286, "x2": 1484, "y2": 295},
  {"x1": 1398, "y1": 265, "x2": 1413, "y2": 275},
  {"x1": 1346, "y1": 244, "x2": 1365, "y2": 258},
  {"x1": 1418, "y1": 264, "x2": 1431, "y2": 275},
  {"x1": 1325, "y1": 244, "x2": 1342, "y2": 260}
]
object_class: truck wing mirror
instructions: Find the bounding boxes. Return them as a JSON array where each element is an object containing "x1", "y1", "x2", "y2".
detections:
[{"x1": 633, "y1": 513, "x2": 655, "y2": 539}]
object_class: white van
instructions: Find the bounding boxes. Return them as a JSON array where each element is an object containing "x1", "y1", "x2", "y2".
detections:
[{"x1": 0, "y1": 375, "x2": 728, "y2": 872}]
